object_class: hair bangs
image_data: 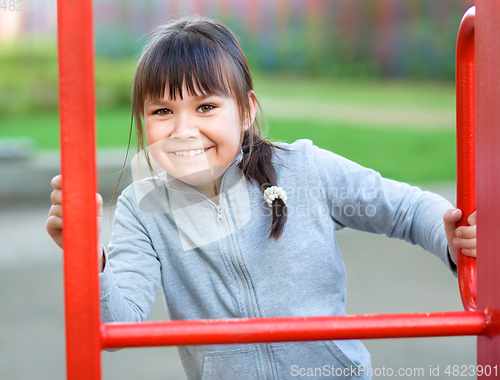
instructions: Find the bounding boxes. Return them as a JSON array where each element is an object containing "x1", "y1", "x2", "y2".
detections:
[{"x1": 137, "y1": 31, "x2": 239, "y2": 108}]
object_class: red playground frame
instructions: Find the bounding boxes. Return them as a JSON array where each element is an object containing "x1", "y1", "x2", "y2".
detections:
[{"x1": 57, "y1": 1, "x2": 500, "y2": 379}]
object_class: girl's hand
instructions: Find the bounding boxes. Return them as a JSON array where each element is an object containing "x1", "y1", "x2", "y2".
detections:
[
  {"x1": 46, "y1": 175, "x2": 105, "y2": 270},
  {"x1": 443, "y1": 208, "x2": 477, "y2": 266}
]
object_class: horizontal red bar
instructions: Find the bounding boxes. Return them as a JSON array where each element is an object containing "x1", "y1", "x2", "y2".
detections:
[{"x1": 101, "y1": 311, "x2": 487, "y2": 349}]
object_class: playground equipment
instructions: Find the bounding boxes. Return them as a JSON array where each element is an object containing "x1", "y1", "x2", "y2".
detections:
[
  {"x1": 456, "y1": 6, "x2": 477, "y2": 313},
  {"x1": 57, "y1": 1, "x2": 499, "y2": 379}
]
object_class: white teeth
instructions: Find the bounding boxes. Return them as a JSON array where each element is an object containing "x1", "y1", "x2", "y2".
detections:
[{"x1": 175, "y1": 149, "x2": 206, "y2": 156}]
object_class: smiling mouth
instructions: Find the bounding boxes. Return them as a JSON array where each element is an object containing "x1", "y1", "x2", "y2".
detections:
[{"x1": 173, "y1": 147, "x2": 211, "y2": 157}]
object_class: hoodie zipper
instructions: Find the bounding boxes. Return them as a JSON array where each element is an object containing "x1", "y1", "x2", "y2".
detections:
[
  {"x1": 167, "y1": 157, "x2": 275, "y2": 378},
  {"x1": 219, "y1": 195, "x2": 276, "y2": 380},
  {"x1": 216, "y1": 204, "x2": 223, "y2": 222}
]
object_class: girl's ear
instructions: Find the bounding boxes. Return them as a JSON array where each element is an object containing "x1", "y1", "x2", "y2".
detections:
[{"x1": 245, "y1": 90, "x2": 257, "y2": 131}]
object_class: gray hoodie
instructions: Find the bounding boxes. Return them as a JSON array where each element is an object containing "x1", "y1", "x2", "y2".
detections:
[{"x1": 99, "y1": 139, "x2": 455, "y2": 380}]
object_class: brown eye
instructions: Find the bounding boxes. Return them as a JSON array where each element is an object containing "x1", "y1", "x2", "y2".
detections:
[
  {"x1": 198, "y1": 104, "x2": 214, "y2": 113},
  {"x1": 155, "y1": 109, "x2": 171, "y2": 116}
]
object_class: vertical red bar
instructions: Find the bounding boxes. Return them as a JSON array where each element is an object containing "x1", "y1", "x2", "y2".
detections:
[
  {"x1": 57, "y1": 0, "x2": 101, "y2": 379},
  {"x1": 456, "y1": 7, "x2": 477, "y2": 312},
  {"x1": 475, "y1": 0, "x2": 500, "y2": 370}
]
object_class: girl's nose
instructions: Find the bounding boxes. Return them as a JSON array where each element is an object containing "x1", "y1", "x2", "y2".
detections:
[
  {"x1": 171, "y1": 116, "x2": 201, "y2": 140},
  {"x1": 171, "y1": 127, "x2": 200, "y2": 140}
]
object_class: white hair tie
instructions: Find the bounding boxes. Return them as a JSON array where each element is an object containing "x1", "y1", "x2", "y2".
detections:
[{"x1": 263, "y1": 186, "x2": 287, "y2": 207}]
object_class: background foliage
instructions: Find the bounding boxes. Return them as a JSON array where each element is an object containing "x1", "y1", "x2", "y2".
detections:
[{"x1": 0, "y1": 0, "x2": 464, "y2": 183}]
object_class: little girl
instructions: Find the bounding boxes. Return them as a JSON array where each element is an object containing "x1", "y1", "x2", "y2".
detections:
[{"x1": 47, "y1": 16, "x2": 477, "y2": 380}]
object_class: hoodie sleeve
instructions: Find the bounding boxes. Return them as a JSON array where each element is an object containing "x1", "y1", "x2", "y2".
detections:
[
  {"x1": 99, "y1": 189, "x2": 162, "y2": 322},
  {"x1": 302, "y1": 139, "x2": 456, "y2": 274}
]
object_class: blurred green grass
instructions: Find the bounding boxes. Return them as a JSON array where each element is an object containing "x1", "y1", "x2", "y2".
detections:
[
  {"x1": 254, "y1": 75, "x2": 455, "y2": 111},
  {"x1": 0, "y1": 45, "x2": 456, "y2": 183},
  {"x1": 266, "y1": 118, "x2": 454, "y2": 183},
  {"x1": 0, "y1": 105, "x2": 455, "y2": 184}
]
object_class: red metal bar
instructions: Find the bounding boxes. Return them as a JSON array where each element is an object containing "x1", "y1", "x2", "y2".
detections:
[
  {"x1": 476, "y1": 0, "x2": 500, "y2": 369},
  {"x1": 56, "y1": 2, "x2": 496, "y2": 377},
  {"x1": 456, "y1": 6, "x2": 477, "y2": 312},
  {"x1": 57, "y1": 0, "x2": 101, "y2": 378},
  {"x1": 101, "y1": 312, "x2": 488, "y2": 349}
]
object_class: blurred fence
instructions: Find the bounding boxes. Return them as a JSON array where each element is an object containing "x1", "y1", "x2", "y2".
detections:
[
  {"x1": 91, "y1": 0, "x2": 475, "y2": 79},
  {"x1": 0, "y1": 0, "x2": 474, "y2": 116},
  {"x1": 1, "y1": 0, "x2": 474, "y2": 79}
]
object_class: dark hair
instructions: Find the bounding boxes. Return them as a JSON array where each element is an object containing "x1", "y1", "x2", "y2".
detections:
[{"x1": 117, "y1": 16, "x2": 289, "y2": 240}]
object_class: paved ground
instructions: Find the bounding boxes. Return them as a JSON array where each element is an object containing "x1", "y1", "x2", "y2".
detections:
[
  {"x1": 0, "y1": 138, "x2": 475, "y2": 379},
  {"x1": 0, "y1": 176, "x2": 477, "y2": 379}
]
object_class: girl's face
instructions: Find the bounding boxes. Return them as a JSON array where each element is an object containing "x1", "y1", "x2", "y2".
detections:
[{"x1": 144, "y1": 86, "x2": 256, "y2": 192}]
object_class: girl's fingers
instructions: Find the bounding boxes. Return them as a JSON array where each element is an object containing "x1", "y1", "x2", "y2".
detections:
[
  {"x1": 467, "y1": 210, "x2": 477, "y2": 226},
  {"x1": 46, "y1": 215, "x2": 64, "y2": 249},
  {"x1": 51, "y1": 175, "x2": 62, "y2": 190},
  {"x1": 96, "y1": 194, "x2": 103, "y2": 230},
  {"x1": 96, "y1": 193, "x2": 103, "y2": 209},
  {"x1": 453, "y1": 237, "x2": 477, "y2": 250},
  {"x1": 461, "y1": 248, "x2": 476, "y2": 258},
  {"x1": 443, "y1": 208, "x2": 477, "y2": 263},
  {"x1": 455, "y1": 224, "x2": 476, "y2": 239},
  {"x1": 443, "y1": 208, "x2": 462, "y2": 233},
  {"x1": 49, "y1": 204, "x2": 63, "y2": 218},
  {"x1": 51, "y1": 189, "x2": 62, "y2": 205},
  {"x1": 49, "y1": 190, "x2": 101, "y2": 218},
  {"x1": 46, "y1": 215, "x2": 63, "y2": 235}
]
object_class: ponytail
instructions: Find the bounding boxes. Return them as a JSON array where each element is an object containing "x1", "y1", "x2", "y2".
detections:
[{"x1": 239, "y1": 130, "x2": 289, "y2": 240}]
